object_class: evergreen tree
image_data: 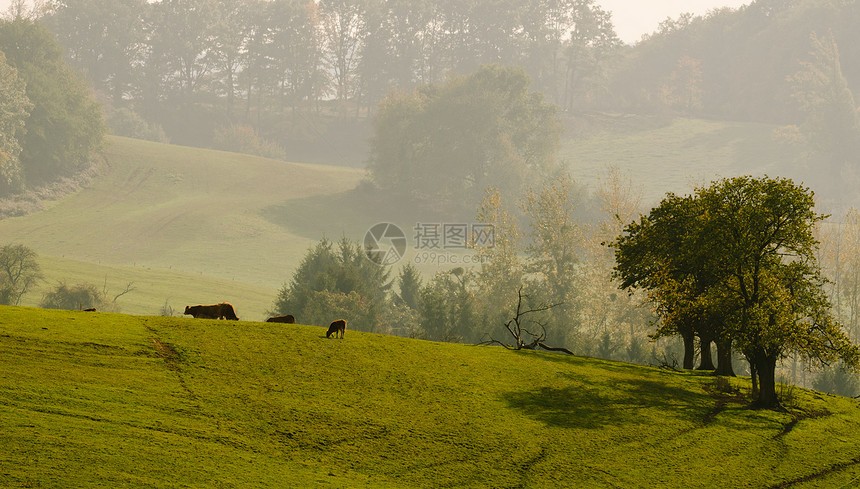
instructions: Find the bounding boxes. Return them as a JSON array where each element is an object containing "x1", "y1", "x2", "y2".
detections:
[
  {"x1": 272, "y1": 237, "x2": 391, "y2": 332},
  {"x1": 396, "y1": 262, "x2": 422, "y2": 310}
]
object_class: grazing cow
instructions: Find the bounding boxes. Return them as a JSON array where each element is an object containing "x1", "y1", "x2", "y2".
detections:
[
  {"x1": 326, "y1": 319, "x2": 346, "y2": 339},
  {"x1": 266, "y1": 314, "x2": 295, "y2": 324},
  {"x1": 184, "y1": 303, "x2": 239, "y2": 320}
]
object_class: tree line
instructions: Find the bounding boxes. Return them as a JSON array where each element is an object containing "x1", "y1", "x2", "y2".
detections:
[{"x1": 33, "y1": 0, "x2": 619, "y2": 149}]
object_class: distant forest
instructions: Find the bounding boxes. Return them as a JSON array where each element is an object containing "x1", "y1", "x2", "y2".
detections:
[
  {"x1": 35, "y1": 0, "x2": 859, "y2": 141},
  {"x1": 1, "y1": 0, "x2": 859, "y2": 186}
]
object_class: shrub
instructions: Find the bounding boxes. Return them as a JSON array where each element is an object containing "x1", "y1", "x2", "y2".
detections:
[
  {"x1": 39, "y1": 281, "x2": 116, "y2": 312},
  {"x1": 212, "y1": 124, "x2": 286, "y2": 160},
  {"x1": 106, "y1": 107, "x2": 169, "y2": 143}
]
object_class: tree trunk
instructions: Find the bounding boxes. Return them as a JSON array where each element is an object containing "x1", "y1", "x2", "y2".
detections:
[
  {"x1": 749, "y1": 359, "x2": 758, "y2": 394},
  {"x1": 754, "y1": 355, "x2": 780, "y2": 409},
  {"x1": 715, "y1": 338, "x2": 736, "y2": 377},
  {"x1": 697, "y1": 336, "x2": 715, "y2": 370},
  {"x1": 682, "y1": 330, "x2": 695, "y2": 370}
]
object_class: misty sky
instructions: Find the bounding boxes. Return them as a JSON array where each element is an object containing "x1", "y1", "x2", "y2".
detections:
[
  {"x1": 1, "y1": 0, "x2": 750, "y2": 45},
  {"x1": 601, "y1": 0, "x2": 750, "y2": 43}
]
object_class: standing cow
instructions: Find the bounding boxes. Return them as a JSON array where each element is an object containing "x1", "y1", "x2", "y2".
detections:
[{"x1": 184, "y1": 303, "x2": 239, "y2": 320}]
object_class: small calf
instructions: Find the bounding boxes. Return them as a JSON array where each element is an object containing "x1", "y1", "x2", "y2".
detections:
[{"x1": 326, "y1": 319, "x2": 346, "y2": 339}]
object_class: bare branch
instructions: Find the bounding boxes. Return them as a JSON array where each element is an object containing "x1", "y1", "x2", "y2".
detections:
[
  {"x1": 113, "y1": 282, "x2": 136, "y2": 302},
  {"x1": 478, "y1": 285, "x2": 571, "y2": 354}
]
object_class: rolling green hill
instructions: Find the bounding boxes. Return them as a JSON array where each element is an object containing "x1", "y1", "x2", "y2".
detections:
[
  {"x1": 2, "y1": 306, "x2": 859, "y2": 488},
  {"x1": 0, "y1": 136, "x2": 365, "y2": 290},
  {"x1": 0, "y1": 136, "x2": 367, "y2": 319}
]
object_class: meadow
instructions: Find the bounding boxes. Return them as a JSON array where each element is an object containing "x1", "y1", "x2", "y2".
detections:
[
  {"x1": 1, "y1": 306, "x2": 859, "y2": 488},
  {"x1": 0, "y1": 136, "x2": 366, "y2": 319}
]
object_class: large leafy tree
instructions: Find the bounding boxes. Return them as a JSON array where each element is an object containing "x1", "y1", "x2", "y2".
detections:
[
  {"x1": 614, "y1": 175, "x2": 859, "y2": 408},
  {"x1": 612, "y1": 193, "x2": 706, "y2": 370},
  {"x1": 0, "y1": 17, "x2": 104, "y2": 187},
  {"x1": 369, "y1": 64, "x2": 561, "y2": 210},
  {"x1": 699, "y1": 176, "x2": 858, "y2": 407}
]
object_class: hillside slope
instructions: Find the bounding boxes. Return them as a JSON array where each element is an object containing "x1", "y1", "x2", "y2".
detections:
[
  {"x1": 0, "y1": 136, "x2": 365, "y2": 289},
  {"x1": 2, "y1": 306, "x2": 859, "y2": 488},
  {"x1": 561, "y1": 116, "x2": 802, "y2": 206},
  {"x1": 19, "y1": 254, "x2": 276, "y2": 320}
]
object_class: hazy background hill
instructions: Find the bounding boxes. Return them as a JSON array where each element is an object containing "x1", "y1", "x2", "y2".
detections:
[{"x1": 0, "y1": 136, "x2": 364, "y2": 319}]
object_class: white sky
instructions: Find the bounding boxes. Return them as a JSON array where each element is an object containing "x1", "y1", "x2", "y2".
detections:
[
  {"x1": 599, "y1": 0, "x2": 751, "y2": 43},
  {"x1": 0, "y1": 0, "x2": 750, "y2": 45}
]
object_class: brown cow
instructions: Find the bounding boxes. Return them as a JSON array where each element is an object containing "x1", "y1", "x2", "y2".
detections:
[
  {"x1": 326, "y1": 319, "x2": 346, "y2": 339},
  {"x1": 184, "y1": 303, "x2": 239, "y2": 320},
  {"x1": 266, "y1": 314, "x2": 295, "y2": 323}
]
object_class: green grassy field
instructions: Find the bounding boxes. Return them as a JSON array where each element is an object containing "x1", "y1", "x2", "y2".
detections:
[{"x1": 2, "y1": 306, "x2": 859, "y2": 488}]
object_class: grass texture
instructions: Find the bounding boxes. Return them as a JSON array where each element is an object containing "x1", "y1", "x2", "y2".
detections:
[{"x1": 2, "y1": 306, "x2": 860, "y2": 488}]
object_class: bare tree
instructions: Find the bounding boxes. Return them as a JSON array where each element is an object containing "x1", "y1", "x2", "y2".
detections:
[
  {"x1": 0, "y1": 244, "x2": 42, "y2": 305},
  {"x1": 480, "y1": 286, "x2": 573, "y2": 354},
  {"x1": 109, "y1": 280, "x2": 136, "y2": 303}
]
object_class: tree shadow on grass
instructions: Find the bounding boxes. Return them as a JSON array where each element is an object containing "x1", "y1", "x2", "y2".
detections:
[
  {"x1": 503, "y1": 376, "x2": 713, "y2": 430},
  {"x1": 260, "y1": 189, "x2": 371, "y2": 240},
  {"x1": 260, "y1": 186, "x2": 477, "y2": 242}
]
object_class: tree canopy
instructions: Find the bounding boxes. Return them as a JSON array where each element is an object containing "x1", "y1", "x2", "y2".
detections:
[
  {"x1": 0, "y1": 49, "x2": 31, "y2": 195},
  {"x1": 0, "y1": 17, "x2": 104, "y2": 192},
  {"x1": 368, "y1": 64, "x2": 562, "y2": 210}
]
